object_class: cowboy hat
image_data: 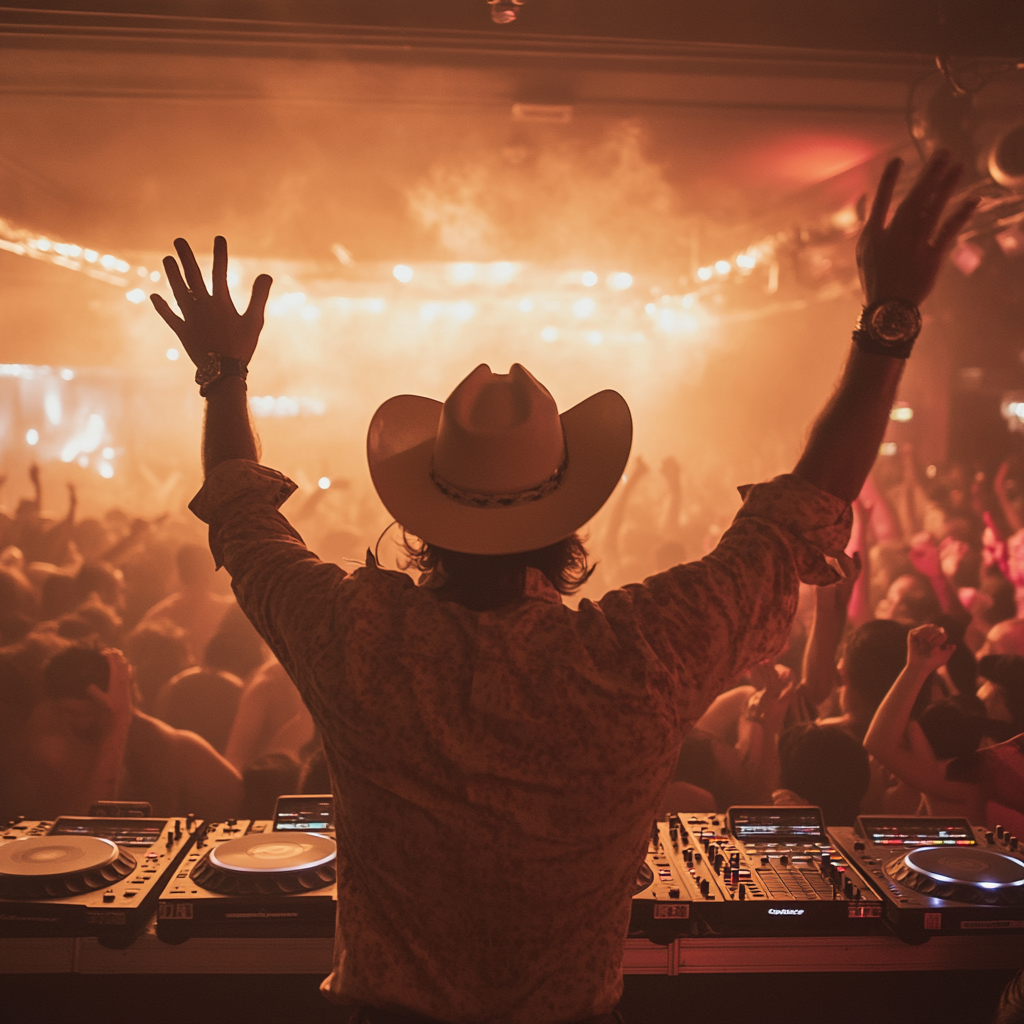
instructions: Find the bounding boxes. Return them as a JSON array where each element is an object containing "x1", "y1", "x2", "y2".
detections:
[{"x1": 367, "y1": 363, "x2": 632, "y2": 555}]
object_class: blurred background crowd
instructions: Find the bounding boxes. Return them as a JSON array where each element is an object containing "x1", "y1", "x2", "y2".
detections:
[{"x1": 2, "y1": 438, "x2": 1022, "y2": 833}]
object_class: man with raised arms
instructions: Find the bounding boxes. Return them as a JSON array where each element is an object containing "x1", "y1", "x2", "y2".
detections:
[{"x1": 152, "y1": 152, "x2": 974, "y2": 1024}]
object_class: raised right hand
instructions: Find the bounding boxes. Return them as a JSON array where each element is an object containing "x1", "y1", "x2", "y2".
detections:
[
  {"x1": 856, "y1": 150, "x2": 978, "y2": 307},
  {"x1": 906, "y1": 623, "x2": 955, "y2": 675},
  {"x1": 150, "y1": 236, "x2": 272, "y2": 367}
]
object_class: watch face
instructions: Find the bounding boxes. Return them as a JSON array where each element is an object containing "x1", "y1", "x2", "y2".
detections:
[
  {"x1": 869, "y1": 301, "x2": 921, "y2": 344},
  {"x1": 195, "y1": 352, "x2": 221, "y2": 386}
]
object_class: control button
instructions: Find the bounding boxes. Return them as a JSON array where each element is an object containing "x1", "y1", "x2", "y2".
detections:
[
  {"x1": 761, "y1": 856, "x2": 769, "y2": 866},
  {"x1": 122, "y1": 891, "x2": 137, "y2": 899},
  {"x1": 102, "y1": 891, "x2": 115, "y2": 903},
  {"x1": 668, "y1": 888, "x2": 680, "y2": 900},
  {"x1": 853, "y1": 841, "x2": 865, "y2": 852},
  {"x1": 780, "y1": 855, "x2": 789, "y2": 867}
]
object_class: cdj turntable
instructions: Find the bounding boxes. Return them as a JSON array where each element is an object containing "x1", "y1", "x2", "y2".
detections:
[
  {"x1": 644, "y1": 806, "x2": 884, "y2": 936},
  {"x1": 829, "y1": 816, "x2": 1024, "y2": 940},
  {"x1": 157, "y1": 794, "x2": 336, "y2": 942},
  {"x1": 630, "y1": 826, "x2": 693, "y2": 943},
  {"x1": 0, "y1": 814, "x2": 198, "y2": 945}
]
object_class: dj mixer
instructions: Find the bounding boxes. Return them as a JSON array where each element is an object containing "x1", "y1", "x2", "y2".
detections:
[
  {"x1": 633, "y1": 806, "x2": 883, "y2": 938},
  {"x1": 157, "y1": 794, "x2": 336, "y2": 942},
  {"x1": 829, "y1": 816, "x2": 1024, "y2": 940},
  {"x1": 0, "y1": 814, "x2": 197, "y2": 946}
]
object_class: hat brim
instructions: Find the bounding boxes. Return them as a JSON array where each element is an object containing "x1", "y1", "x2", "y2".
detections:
[{"x1": 367, "y1": 389, "x2": 632, "y2": 555}]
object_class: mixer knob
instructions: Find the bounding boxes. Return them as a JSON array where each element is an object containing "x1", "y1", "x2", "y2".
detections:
[
  {"x1": 843, "y1": 878, "x2": 853, "y2": 897},
  {"x1": 780, "y1": 855, "x2": 789, "y2": 867},
  {"x1": 1011, "y1": 837, "x2": 1019, "y2": 851},
  {"x1": 738, "y1": 884, "x2": 746, "y2": 901},
  {"x1": 714, "y1": 854, "x2": 724, "y2": 873},
  {"x1": 699, "y1": 879, "x2": 710, "y2": 897},
  {"x1": 820, "y1": 852, "x2": 831, "y2": 866},
  {"x1": 761, "y1": 855, "x2": 769, "y2": 866}
]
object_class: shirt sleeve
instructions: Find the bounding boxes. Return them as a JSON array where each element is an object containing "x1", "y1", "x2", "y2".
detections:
[
  {"x1": 188, "y1": 459, "x2": 348, "y2": 704},
  {"x1": 593, "y1": 473, "x2": 851, "y2": 722}
]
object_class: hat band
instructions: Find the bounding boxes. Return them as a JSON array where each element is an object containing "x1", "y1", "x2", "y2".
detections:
[{"x1": 430, "y1": 452, "x2": 568, "y2": 510}]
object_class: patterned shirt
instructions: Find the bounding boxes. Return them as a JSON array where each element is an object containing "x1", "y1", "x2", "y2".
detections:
[{"x1": 190, "y1": 461, "x2": 850, "y2": 1023}]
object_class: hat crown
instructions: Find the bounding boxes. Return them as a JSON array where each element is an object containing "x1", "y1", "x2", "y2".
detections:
[{"x1": 432, "y1": 363, "x2": 565, "y2": 494}]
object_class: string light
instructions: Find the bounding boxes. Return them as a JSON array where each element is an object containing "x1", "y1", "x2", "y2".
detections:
[{"x1": 0, "y1": 218, "x2": 161, "y2": 299}]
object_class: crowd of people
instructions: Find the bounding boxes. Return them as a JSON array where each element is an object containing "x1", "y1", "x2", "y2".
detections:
[
  {"x1": 2, "y1": 439, "x2": 1022, "y2": 836},
  {"x1": 0, "y1": 465, "x2": 326, "y2": 824}
]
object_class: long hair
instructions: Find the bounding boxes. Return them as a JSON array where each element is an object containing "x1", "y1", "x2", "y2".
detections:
[{"x1": 401, "y1": 531, "x2": 594, "y2": 611}]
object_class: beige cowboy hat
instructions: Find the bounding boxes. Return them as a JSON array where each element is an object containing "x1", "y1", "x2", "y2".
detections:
[{"x1": 367, "y1": 363, "x2": 632, "y2": 554}]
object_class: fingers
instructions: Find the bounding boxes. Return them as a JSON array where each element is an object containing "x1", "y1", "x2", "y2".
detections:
[
  {"x1": 932, "y1": 195, "x2": 980, "y2": 255},
  {"x1": 173, "y1": 237, "x2": 208, "y2": 298},
  {"x1": 894, "y1": 150, "x2": 953, "y2": 224},
  {"x1": 162, "y1": 255, "x2": 192, "y2": 310},
  {"x1": 243, "y1": 273, "x2": 273, "y2": 327},
  {"x1": 212, "y1": 235, "x2": 229, "y2": 299},
  {"x1": 149, "y1": 294, "x2": 185, "y2": 337},
  {"x1": 866, "y1": 157, "x2": 902, "y2": 231}
]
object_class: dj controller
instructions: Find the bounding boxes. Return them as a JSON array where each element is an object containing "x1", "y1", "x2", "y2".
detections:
[
  {"x1": 157, "y1": 794, "x2": 336, "y2": 942},
  {"x1": 631, "y1": 806, "x2": 1024, "y2": 944},
  {"x1": 0, "y1": 813, "x2": 197, "y2": 946},
  {"x1": 829, "y1": 816, "x2": 1024, "y2": 941}
]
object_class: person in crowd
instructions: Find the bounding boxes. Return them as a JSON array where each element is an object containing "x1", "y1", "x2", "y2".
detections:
[
  {"x1": 863, "y1": 623, "x2": 1006, "y2": 822},
  {"x1": 155, "y1": 664, "x2": 243, "y2": 755},
  {"x1": 0, "y1": 640, "x2": 241, "y2": 822},
  {"x1": 224, "y1": 655, "x2": 316, "y2": 772},
  {"x1": 773, "y1": 723, "x2": 871, "y2": 825},
  {"x1": 818, "y1": 619, "x2": 910, "y2": 740},
  {"x1": 122, "y1": 619, "x2": 193, "y2": 713},
  {"x1": 138, "y1": 542, "x2": 234, "y2": 661},
  {"x1": 149, "y1": 149, "x2": 974, "y2": 1024},
  {"x1": 976, "y1": 654, "x2": 1024, "y2": 733},
  {"x1": 203, "y1": 601, "x2": 268, "y2": 683}
]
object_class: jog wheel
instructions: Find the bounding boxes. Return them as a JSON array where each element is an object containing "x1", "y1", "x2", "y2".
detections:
[
  {"x1": 887, "y1": 846, "x2": 1024, "y2": 905},
  {"x1": 0, "y1": 836, "x2": 136, "y2": 900},
  {"x1": 191, "y1": 833, "x2": 336, "y2": 896}
]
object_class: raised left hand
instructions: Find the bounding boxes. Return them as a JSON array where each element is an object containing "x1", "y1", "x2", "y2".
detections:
[{"x1": 150, "y1": 236, "x2": 272, "y2": 367}]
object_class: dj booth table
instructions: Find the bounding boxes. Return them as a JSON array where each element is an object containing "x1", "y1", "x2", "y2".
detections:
[{"x1": 3, "y1": 925, "x2": 1021, "y2": 975}]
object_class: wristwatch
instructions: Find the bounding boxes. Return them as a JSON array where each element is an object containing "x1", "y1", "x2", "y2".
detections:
[
  {"x1": 195, "y1": 352, "x2": 248, "y2": 397},
  {"x1": 853, "y1": 299, "x2": 922, "y2": 359}
]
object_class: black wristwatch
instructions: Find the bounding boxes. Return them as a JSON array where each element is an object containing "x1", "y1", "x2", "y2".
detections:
[
  {"x1": 853, "y1": 299, "x2": 922, "y2": 359},
  {"x1": 195, "y1": 352, "x2": 248, "y2": 397}
]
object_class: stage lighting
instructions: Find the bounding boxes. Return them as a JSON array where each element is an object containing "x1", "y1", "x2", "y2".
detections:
[
  {"x1": 488, "y1": 0, "x2": 524, "y2": 24},
  {"x1": 25, "y1": 429, "x2": 39, "y2": 445},
  {"x1": 986, "y1": 123, "x2": 1024, "y2": 189},
  {"x1": 581, "y1": 271, "x2": 598, "y2": 287},
  {"x1": 393, "y1": 265, "x2": 413, "y2": 283},
  {"x1": 318, "y1": 477, "x2": 331, "y2": 490}
]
